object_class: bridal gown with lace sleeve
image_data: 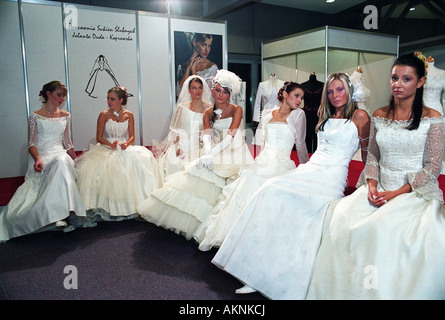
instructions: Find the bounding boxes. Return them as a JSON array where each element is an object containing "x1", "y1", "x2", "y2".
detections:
[
  {"x1": 307, "y1": 116, "x2": 445, "y2": 300},
  {"x1": 0, "y1": 113, "x2": 86, "y2": 242}
]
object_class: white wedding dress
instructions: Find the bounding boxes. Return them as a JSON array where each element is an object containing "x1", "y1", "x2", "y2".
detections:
[
  {"x1": 212, "y1": 117, "x2": 360, "y2": 299},
  {"x1": 0, "y1": 113, "x2": 86, "y2": 242},
  {"x1": 75, "y1": 119, "x2": 162, "y2": 221},
  {"x1": 307, "y1": 116, "x2": 445, "y2": 300},
  {"x1": 193, "y1": 107, "x2": 309, "y2": 251},
  {"x1": 155, "y1": 104, "x2": 204, "y2": 180},
  {"x1": 137, "y1": 117, "x2": 254, "y2": 240}
]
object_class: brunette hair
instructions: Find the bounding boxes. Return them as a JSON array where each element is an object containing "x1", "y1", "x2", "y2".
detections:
[
  {"x1": 388, "y1": 53, "x2": 426, "y2": 130},
  {"x1": 39, "y1": 81, "x2": 67, "y2": 103},
  {"x1": 210, "y1": 85, "x2": 230, "y2": 128},
  {"x1": 188, "y1": 77, "x2": 203, "y2": 88},
  {"x1": 277, "y1": 81, "x2": 303, "y2": 102},
  {"x1": 193, "y1": 33, "x2": 213, "y2": 47},
  {"x1": 108, "y1": 86, "x2": 129, "y2": 106}
]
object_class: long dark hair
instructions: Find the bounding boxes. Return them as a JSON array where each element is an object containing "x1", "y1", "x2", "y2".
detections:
[
  {"x1": 210, "y1": 85, "x2": 230, "y2": 128},
  {"x1": 389, "y1": 53, "x2": 426, "y2": 130}
]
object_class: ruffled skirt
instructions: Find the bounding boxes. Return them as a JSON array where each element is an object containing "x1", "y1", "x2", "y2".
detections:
[
  {"x1": 137, "y1": 163, "x2": 226, "y2": 240},
  {"x1": 75, "y1": 144, "x2": 162, "y2": 221}
]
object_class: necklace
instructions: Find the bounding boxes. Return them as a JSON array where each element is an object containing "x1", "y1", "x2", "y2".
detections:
[
  {"x1": 112, "y1": 108, "x2": 123, "y2": 119},
  {"x1": 44, "y1": 106, "x2": 59, "y2": 117}
]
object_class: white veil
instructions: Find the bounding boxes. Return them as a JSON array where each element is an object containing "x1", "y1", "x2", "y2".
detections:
[{"x1": 152, "y1": 75, "x2": 213, "y2": 159}]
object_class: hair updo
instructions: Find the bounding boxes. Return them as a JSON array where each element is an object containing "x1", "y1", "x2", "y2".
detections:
[
  {"x1": 277, "y1": 81, "x2": 303, "y2": 102},
  {"x1": 39, "y1": 81, "x2": 67, "y2": 103},
  {"x1": 108, "y1": 86, "x2": 129, "y2": 106}
]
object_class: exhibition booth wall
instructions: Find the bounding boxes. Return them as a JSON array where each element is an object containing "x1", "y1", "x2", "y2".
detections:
[
  {"x1": 0, "y1": 0, "x2": 227, "y2": 178},
  {"x1": 261, "y1": 26, "x2": 400, "y2": 116}
]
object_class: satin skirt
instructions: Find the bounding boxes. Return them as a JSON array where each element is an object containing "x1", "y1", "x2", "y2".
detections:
[
  {"x1": 307, "y1": 185, "x2": 445, "y2": 300},
  {"x1": 212, "y1": 162, "x2": 349, "y2": 300}
]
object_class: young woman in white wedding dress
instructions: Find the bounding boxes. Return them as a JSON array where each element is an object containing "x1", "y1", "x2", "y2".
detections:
[
  {"x1": 212, "y1": 73, "x2": 370, "y2": 300},
  {"x1": 75, "y1": 86, "x2": 162, "y2": 223},
  {"x1": 137, "y1": 70, "x2": 254, "y2": 240},
  {"x1": 193, "y1": 81, "x2": 309, "y2": 251},
  {"x1": 0, "y1": 81, "x2": 86, "y2": 242},
  {"x1": 152, "y1": 75, "x2": 213, "y2": 181},
  {"x1": 307, "y1": 53, "x2": 445, "y2": 300}
]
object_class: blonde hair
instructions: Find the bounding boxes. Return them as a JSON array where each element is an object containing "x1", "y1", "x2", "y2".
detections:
[{"x1": 316, "y1": 73, "x2": 357, "y2": 132}]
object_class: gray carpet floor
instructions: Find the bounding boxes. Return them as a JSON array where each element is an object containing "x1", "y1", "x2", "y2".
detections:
[{"x1": 0, "y1": 218, "x2": 267, "y2": 301}]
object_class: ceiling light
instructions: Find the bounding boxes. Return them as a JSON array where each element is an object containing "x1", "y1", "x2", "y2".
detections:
[
  {"x1": 410, "y1": 7, "x2": 415, "y2": 11},
  {"x1": 326, "y1": 0, "x2": 335, "y2": 3}
]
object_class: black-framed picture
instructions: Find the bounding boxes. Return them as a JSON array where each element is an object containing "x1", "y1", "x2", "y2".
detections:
[{"x1": 174, "y1": 31, "x2": 223, "y2": 99}]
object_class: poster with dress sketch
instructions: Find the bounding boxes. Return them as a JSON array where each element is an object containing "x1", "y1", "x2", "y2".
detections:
[
  {"x1": 174, "y1": 31, "x2": 223, "y2": 100},
  {"x1": 65, "y1": 6, "x2": 139, "y2": 150}
]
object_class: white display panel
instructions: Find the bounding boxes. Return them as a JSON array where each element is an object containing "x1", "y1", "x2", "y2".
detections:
[
  {"x1": 262, "y1": 27, "x2": 399, "y2": 115},
  {"x1": 138, "y1": 13, "x2": 171, "y2": 144},
  {"x1": 0, "y1": 1, "x2": 28, "y2": 177},
  {"x1": 66, "y1": 5, "x2": 140, "y2": 150},
  {"x1": 262, "y1": 56, "x2": 296, "y2": 83},
  {"x1": 22, "y1": 2, "x2": 66, "y2": 113},
  {"x1": 0, "y1": 0, "x2": 227, "y2": 179}
]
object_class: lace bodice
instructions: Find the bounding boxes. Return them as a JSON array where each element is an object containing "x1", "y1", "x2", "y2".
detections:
[
  {"x1": 361, "y1": 116, "x2": 445, "y2": 201},
  {"x1": 197, "y1": 64, "x2": 218, "y2": 87},
  {"x1": 28, "y1": 112, "x2": 74, "y2": 154},
  {"x1": 424, "y1": 74, "x2": 445, "y2": 115},
  {"x1": 258, "y1": 107, "x2": 309, "y2": 164},
  {"x1": 309, "y1": 118, "x2": 360, "y2": 167},
  {"x1": 104, "y1": 119, "x2": 129, "y2": 143}
]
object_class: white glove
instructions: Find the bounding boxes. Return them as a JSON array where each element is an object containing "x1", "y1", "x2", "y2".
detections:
[
  {"x1": 197, "y1": 135, "x2": 233, "y2": 170},
  {"x1": 211, "y1": 135, "x2": 233, "y2": 156},
  {"x1": 202, "y1": 134, "x2": 212, "y2": 154},
  {"x1": 197, "y1": 153, "x2": 214, "y2": 170}
]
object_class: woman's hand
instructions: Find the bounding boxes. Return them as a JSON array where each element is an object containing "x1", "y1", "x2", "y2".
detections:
[
  {"x1": 189, "y1": 51, "x2": 200, "y2": 75},
  {"x1": 367, "y1": 179, "x2": 384, "y2": 206},
  {"x1": 34, "y1": 158, "x2": 43, "y2": 172},
  {"x1": 120, "y1": 142, "x2": 128, "y2": 150},
  {"x1": 368, "y1": 188, "x2": 389, "y2": 207},
  {"x1": 367, "y1": 179, "x2": 411, "y2": 207},
  {"x1": 111, "y1": 141, "x2": 119, "y2": 150}
]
